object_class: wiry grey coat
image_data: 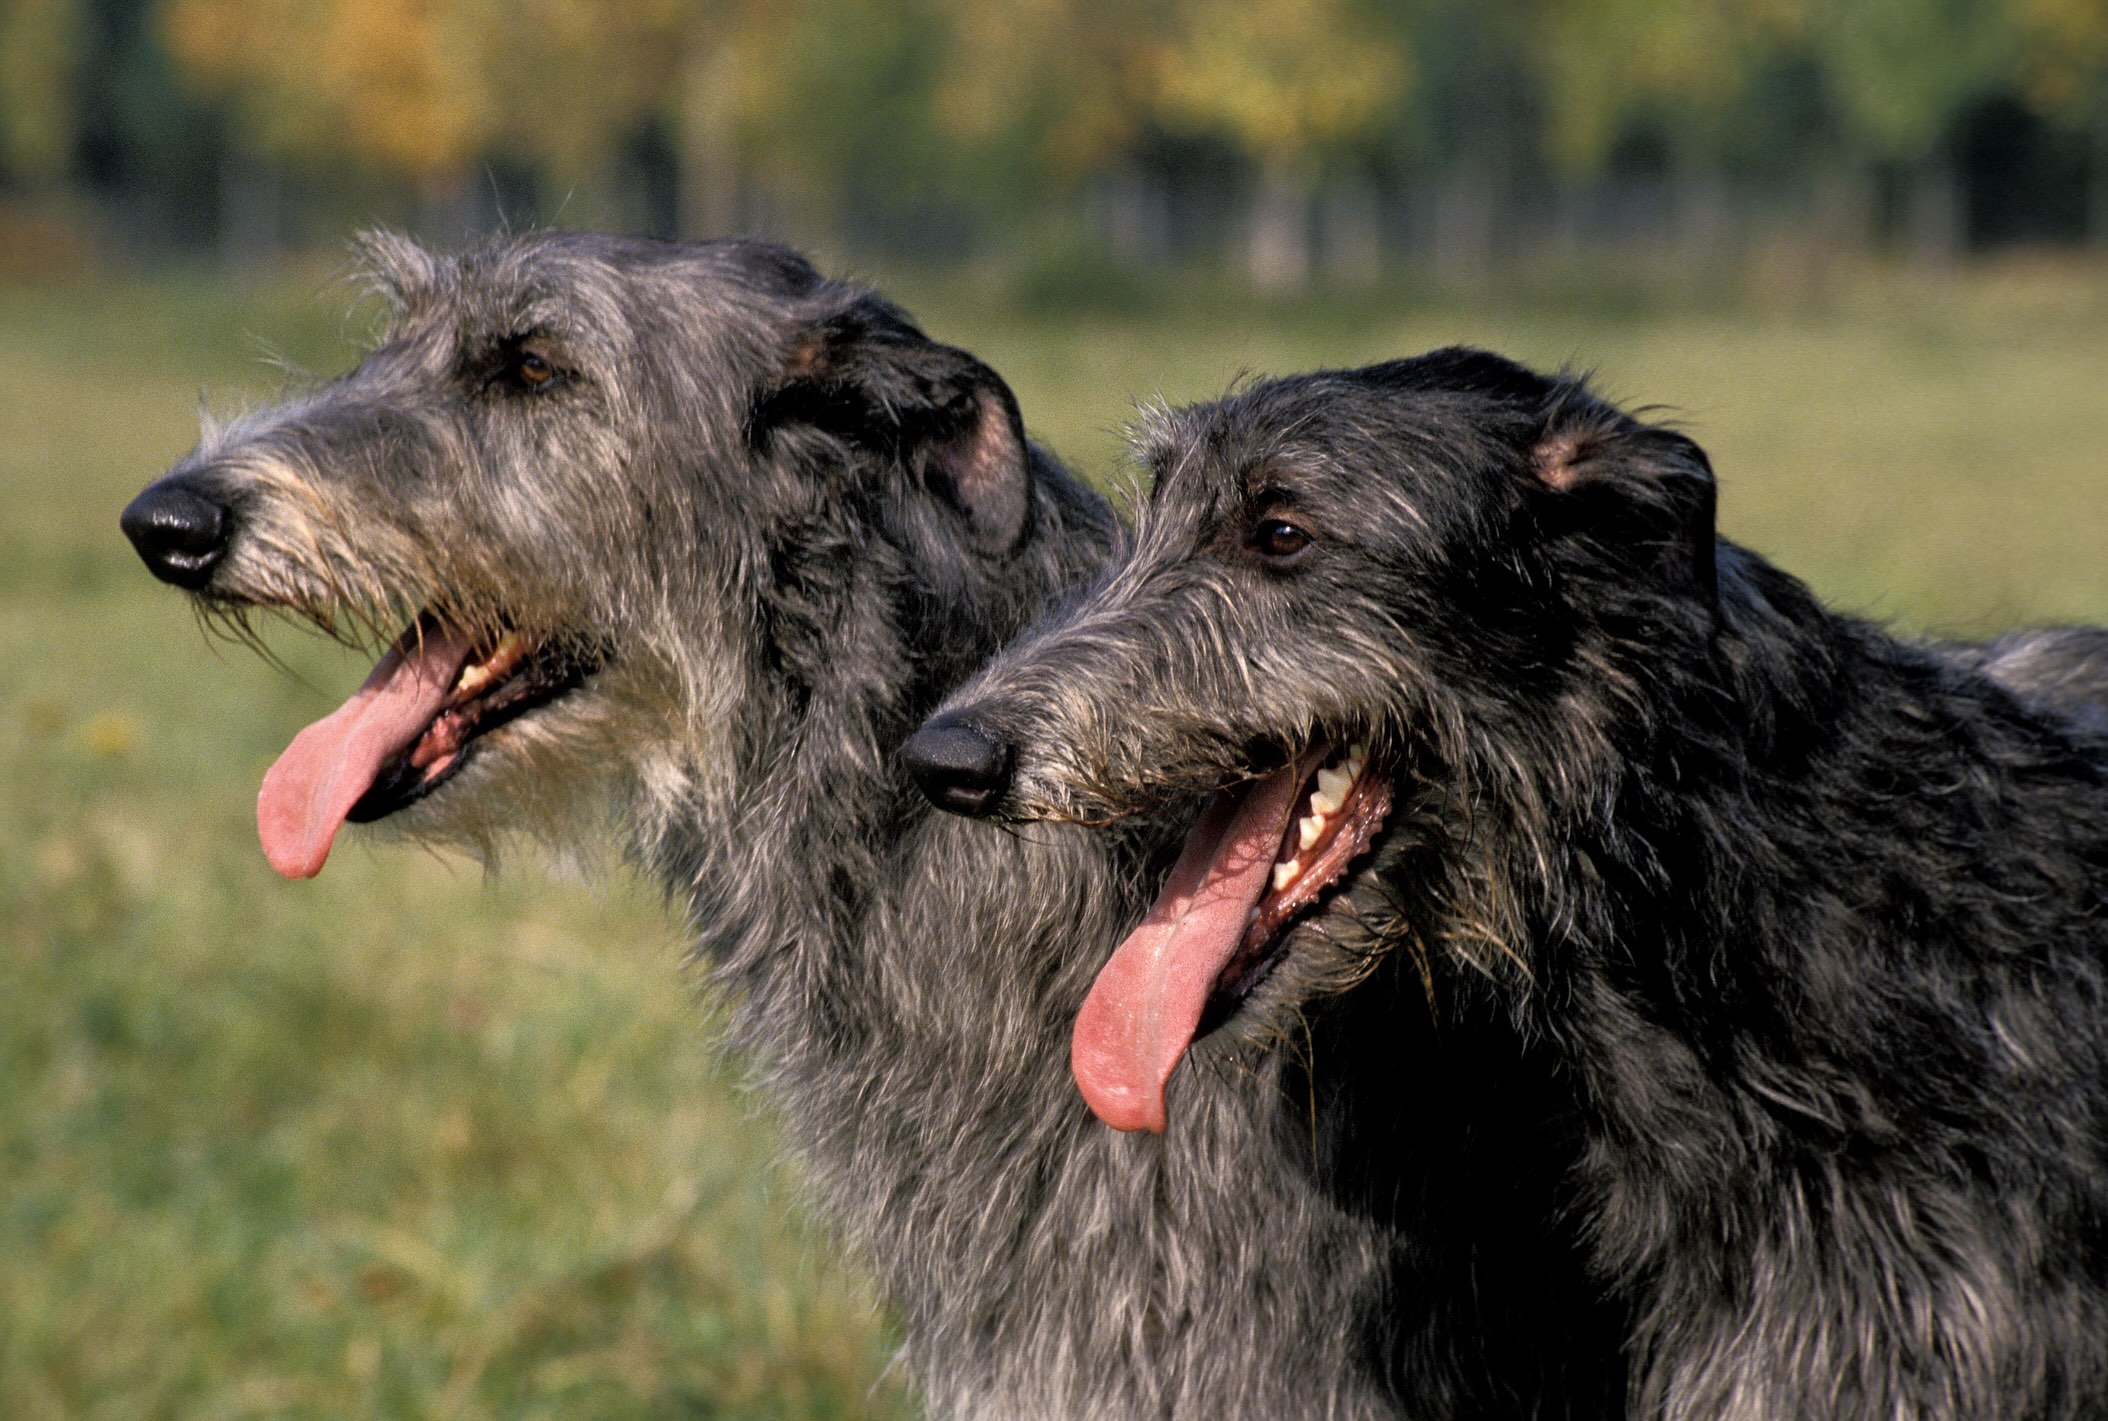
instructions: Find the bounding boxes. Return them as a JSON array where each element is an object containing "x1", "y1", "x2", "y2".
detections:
[
  {"x1": 119, "y1": 235, "x2": 1628, "y2": 1419},
  {"x1": 922, "y1": 348, "x2": 2108, "y2": 1421}
]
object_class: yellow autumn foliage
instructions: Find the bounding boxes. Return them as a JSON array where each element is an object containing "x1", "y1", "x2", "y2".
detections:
[
  {"x1": 0, "y1": 0, "x2": 79, "y2": 180},
  {"x1": 158, "y1": 0, "x2": 796, "y2": 187},
  {"x1": 937, "y1": 0, "x2": 1169, "y2": 179},
  {"x1": 162, "y1": 0, "x2": 485, "y2": 178},
  {"x1": 1534, "y1": 0, "x2": 1793, "y2": 172},
  {"x1": 1152, "y1": 0, "x2": 1405, "y2": 167},
  {"x1": 2015, "y1": 0, "x2": 2108, "y2": 119}
]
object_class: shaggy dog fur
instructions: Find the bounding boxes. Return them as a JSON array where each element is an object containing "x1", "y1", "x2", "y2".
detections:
[
  {"x1": 1960, "y1": 626, "x2": 2108, "y2": 736},
  {"x1": 918, "y1": 347, "x2": 2108, "y2": 1421},
  {"x1": 120, "y1": 242, "x2": 1629, "y2": 1419}
]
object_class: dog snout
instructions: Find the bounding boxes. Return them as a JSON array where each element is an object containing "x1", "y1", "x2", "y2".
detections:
[
  {"x1": 902, "y1": 714, "x2": 1014, "y2": 817},
  {"x1": 120, "y1": 478, "x2": 233, "y2": 590}
]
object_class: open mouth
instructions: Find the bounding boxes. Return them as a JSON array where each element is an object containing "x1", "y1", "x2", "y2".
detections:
[
  {"x1": 1213, "y1": 742, "x2": 1393, "y2": 1006},
  {"x1": 1069, "y1": 741, "x2": 1393, "y2": 1133},
  {"x1": 255, "y1": 614, "x2": 597, "y2": 880}
]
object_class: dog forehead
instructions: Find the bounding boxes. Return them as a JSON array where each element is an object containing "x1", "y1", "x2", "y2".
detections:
[
  {"x1": 362, "y1": 231, "x2": 819, "y2": 341},
  {"x1": 448, "y1": 246, "x2": 647, "y2": 346},
  {"x1": 1138, "y1": 387, "x2": 1309, "y2": 492},
  {"x1": 377, "y1": 235, "x2": 745, "y2": 354},
  {"x1": 1177, "y1": 379, "x2": 1391, "y2": 493}
]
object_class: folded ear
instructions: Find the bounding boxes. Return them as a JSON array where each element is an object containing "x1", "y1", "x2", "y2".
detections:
[
  {"x1": 1529, "y1": 407, "x2": 1719, "y2": 610},
  {"x1": 754, "y1": 294, "x2": 1030, "y2": 555}
]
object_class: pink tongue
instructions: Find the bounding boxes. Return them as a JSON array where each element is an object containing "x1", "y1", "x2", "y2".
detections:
[
  {"x1": 1070, "y1": 756, "x2": 1311, "y2": 1132},
  {"x1": 256, "y1": 628, "x2": 474, "y2": 879}
]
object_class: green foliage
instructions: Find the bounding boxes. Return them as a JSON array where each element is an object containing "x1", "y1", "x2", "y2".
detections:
[
  {"x1": 1806, "y1": 0, "x2": 2021, "y2": 160},
  {"x1": 1153, "y1": 0, "x2": 1406, "y2": 167},
  {"x1": 0, "y1": 0, "x2": 2096, "y2": 280},
  {"x1": 0, "y1": 0, "x2": 79, "y2": 181},
  {"x1": 2016, "y1": 0, "x2": 2108, "y2": 124},
  {"x1": 0, "y1": 0, "x2": 2017, "y2": 244},
  {"x1": 1530, "y1": 0, "x2": 1794, "y2": 173}
]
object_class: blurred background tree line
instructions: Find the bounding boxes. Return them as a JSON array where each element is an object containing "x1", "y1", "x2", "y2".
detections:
[{"x1": 0, "y1": 0, "x2": 2105, "y2": 290}]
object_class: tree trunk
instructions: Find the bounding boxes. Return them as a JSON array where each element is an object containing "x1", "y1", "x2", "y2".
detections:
[
  {"x1": 1431, "y1": 167, "x2": 1497, "y2": 286},
  {"x1": 1905, "y1": 157, "x2": 1963, "y2": 270},
  {"x1": 677, "y1": 42, "x2": 740, "y2": 240},
  {"x1": 1671, "y1": 149, "x2": 1734, "y2": 285},
  {"x1": 1321, "y1": 176, "x2": 1382, "y2": 285},
  {"x1": 1806, "y1": 162, "x2": 1875, "y2": 284},
  {"x1": 1102, "y1": 165, "x2": 1170, "y2": 269},
  {"x1": 1246, "y1": 159, "x2": 1314, "y2": 293},
  {"x1": 2091, "y1": 118, "x2": 2108, "y2": 250},
  {"x1": 416, "y1": 175, "x2": 476, "y2": 248},
  {"x1": 217, "y1": 148, "x2": 280, "y2": 275}
]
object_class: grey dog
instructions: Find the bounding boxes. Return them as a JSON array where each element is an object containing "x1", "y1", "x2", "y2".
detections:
[
  {"x1": 907, "y1": 349, "x2": 2108, "y2": 1420},
  {"x1": 120, "y1": 235, "x2": 1651, "y2": 1418}
]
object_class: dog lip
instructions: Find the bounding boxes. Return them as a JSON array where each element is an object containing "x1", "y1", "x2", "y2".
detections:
[
  {"x1": 1202, "y1": 746, "x2": 1394, "y2": 1019},
  {"x1": 343, "y1": 622, "x2": 600, "y2": 824}
]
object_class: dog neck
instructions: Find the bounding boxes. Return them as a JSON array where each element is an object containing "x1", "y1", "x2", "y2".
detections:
[{"x1": 1432, "y1": 543, "x2": 2108, "y2": 1420}]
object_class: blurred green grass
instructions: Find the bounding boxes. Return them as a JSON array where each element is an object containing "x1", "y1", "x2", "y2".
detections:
[{"x1": 3, "y1": 262, "x2": 2105, "y2": 1420}]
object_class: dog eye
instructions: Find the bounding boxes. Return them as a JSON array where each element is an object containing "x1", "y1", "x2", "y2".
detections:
[
  {"x1": 515, "y1": 353, "x2": 557, "y2": 390},
  {"x1": 503, "y1": 346, "x2": 564, "y2": 394},
  {"x1": 1254, "y1": 519, "x2": 1312, "y2": 561}
]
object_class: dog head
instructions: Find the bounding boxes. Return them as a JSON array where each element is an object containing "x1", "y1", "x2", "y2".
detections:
[
  {"x1": 121, "y1": 230, "x2": 1103, "y2": 877},
  {"x1": 906, "y1": 347, "x2": 1720, "y2": 1130}
]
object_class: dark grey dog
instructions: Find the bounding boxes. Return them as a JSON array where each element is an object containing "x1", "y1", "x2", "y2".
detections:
[
  {"x1": 908, "y1": 348, "x2": 2108, "y2": 1420},
  {"x1": 1957, "y1": 626, "x2": 2108, "y2": 736},
  {"x1": 121, "y1": 238, "x2": 1632, "y2": 1419}
]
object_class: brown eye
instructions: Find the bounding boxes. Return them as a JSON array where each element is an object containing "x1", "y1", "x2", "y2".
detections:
[
  {"x1": 509, "y1": 348, "x2": 561, "y2": 392},
  {"x1": 1255, "y1": 518, "x2": 1312, "y2": 561}
]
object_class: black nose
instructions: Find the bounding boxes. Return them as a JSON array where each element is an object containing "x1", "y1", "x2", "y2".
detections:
[
  {"x1": 120, "y1": 482, "x2": 231, "y2": 589},
  {"x1": 903, "y1": 716, "x2": 1014, "y2": 817}
]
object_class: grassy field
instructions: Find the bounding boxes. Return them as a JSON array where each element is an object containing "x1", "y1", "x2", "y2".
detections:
[{"x1": 3, "y1": 260, "x2": 2105, "y2": 1421}]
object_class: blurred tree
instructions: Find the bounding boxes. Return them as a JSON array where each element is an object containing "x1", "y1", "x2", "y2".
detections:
[
  {"x1": 0, "y1": 0, "x2": 81, "y2": 183},
  {"x1": 2014, "y1": 0, "x2": 2108, "y2": 242},
  {"x1": 161, "y1": 0, "x2": 818, "y2": 240},
  {"x1": 1532, "y1": 0, "x2": 1793, "y2": 173},
  {"x1": 756, "y1": 0, "x2": 976, "y2": 242},
  {"x1": 935, "y1": 0, "x2": 1167, "y2": 203},
  {"x1": 1802, "y1": 0, "x2": 2020, "y2": 263},
  {"x1": 1154, "y1": 0, "x2": 1406, "y2": 288},
  {"x1": 160, "y1": 0, "x2": 498, "y2": 254},
  {"x1": 659, "y1": 0, "x2": 806, "y2": 238},
  {"x1": 78, "y1": 0, "x2": 226, "y2": 247},
  {"x1": 469, "y1": 0, "x2": 680, "y2": 185},
  {"x1": 1375, "y1": 0, "x2": 1568, "y2": 286},
  {"x1": 161, "y1": 0, "x2": 489, "y2": 184},
  {"x1": 0, "y1": 0, "x2": 2083, "y2": 278},
  {"x1": 1526, "y1": 0, "x2": 1800, "y2": 273}
]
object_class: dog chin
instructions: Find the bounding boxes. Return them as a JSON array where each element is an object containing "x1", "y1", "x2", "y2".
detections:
[{"x1": 370, "y1": 700, "x2": 630, "y2": 865}]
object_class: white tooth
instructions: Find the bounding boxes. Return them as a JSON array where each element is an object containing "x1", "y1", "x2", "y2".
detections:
[
  {"x1": 1272, "y1": 859, "x2": 1301, "y2": 892},
  {"x1": 1311, "y1": 772, "x2": 1347, "y2": 815},
  {"x1": 1298, "y1": 813, "x2": 1324, "y2": 850},
  {"x1": 454, "y1": 663, "x2": 496, "y2": 696}
]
